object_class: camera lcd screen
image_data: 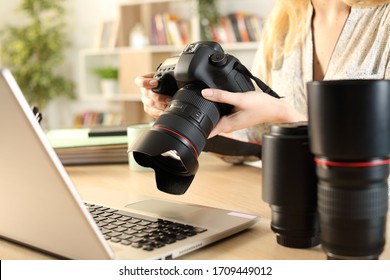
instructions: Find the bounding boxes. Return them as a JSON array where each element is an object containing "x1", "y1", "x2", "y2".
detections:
[{"x1": 161, "y1": 56, "x2": 179, "y2": 67}]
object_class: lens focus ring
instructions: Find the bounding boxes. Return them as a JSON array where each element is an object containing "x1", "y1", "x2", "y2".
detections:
[{"x1": 318, "y1": 183, "x2": 388, "y2": 219}]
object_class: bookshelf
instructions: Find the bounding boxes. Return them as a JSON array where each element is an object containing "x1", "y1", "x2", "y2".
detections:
[{"x1": 78, "y1": 0, "x2": 274, "y2": 126}]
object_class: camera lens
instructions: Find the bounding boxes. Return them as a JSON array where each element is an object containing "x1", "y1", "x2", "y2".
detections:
[
  {"x1": 315, "y1": 158, "x2": 389, "y2": 259},
  {"x1": 308, "y1": 80, "x2": 390, "y2": 259},
  {"x1": 262, "y1": 122, "x2": 320, "y2": 248},
  {"x1": 132, "y1": 84, "x2": 221, "y2": 195}
]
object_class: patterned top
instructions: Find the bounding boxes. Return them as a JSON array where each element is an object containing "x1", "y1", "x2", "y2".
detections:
[
  {"x1": 252, "y1": 3, "x2": 389, "y2": 139},
  {"x1": 225, "y1": 3, "x2": 390, "y2": 163}
]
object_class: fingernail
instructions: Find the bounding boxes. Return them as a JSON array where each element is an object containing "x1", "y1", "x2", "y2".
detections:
[
  {"x1": 149, "y1": 79, "x2": 158, "y2": 86},
  {"x1": 202, "y1": 89, "x2": 213, "y2": 97}
]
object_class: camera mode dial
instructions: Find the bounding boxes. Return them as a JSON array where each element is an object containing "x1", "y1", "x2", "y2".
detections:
[{"x1": 210, "y1": 52, "x2": 228, "y2": 67}]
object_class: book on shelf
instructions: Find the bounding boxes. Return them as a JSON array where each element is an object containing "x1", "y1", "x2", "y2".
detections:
[
  {"x1": 220, "y1": 17, "x2": 236, "y2": 43},
  {"x1": 46, "y1": 128, "x2": 128, "y2": 165},
  {"x1": 152, "y1": 13, "x2": 167, "y2": 45},
  {"x1": 231, "y1": 12, "x2": 252, "y2": 42},
  {"x1": 150, "y1": 13, "x2": 190, "y2": 46},
  {"x1": 202, "y1": 12, "x2": 264, "y2": 44},
  {"x1": 73, "y1": 111, "x2": 123, "y2": 128}
]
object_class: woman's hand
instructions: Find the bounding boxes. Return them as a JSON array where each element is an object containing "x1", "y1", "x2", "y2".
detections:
[
  {"x1": 201, "y1": 88, "x2": 306, "y2": 138},
  {"x1": 134, "y1": 72, "x2": 172, "y2": 118}
]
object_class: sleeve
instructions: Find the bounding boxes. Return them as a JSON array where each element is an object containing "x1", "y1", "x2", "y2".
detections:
[{"x1": 384, "y1": 5, "x2": 390, "y2": 79}]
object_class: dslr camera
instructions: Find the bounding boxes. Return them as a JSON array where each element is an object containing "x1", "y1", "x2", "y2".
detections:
[{"x1": 131, "y1": 41, "x2": 279, "y2": 195}]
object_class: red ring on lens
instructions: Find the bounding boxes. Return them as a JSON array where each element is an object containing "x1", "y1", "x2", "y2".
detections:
[
  {"x1": 154, "y1": 125, "x2": 199, "y2": 157},
  {"x1": 314, "y1": 157, "x2": 390, "y2": 168}
]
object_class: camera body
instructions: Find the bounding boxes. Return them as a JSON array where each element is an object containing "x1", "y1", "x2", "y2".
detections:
[
  {"x1": 131, "y1": 41, "x2": 260, "y2": 195},
  {"x1": 153, "y1": 41, "x2": 255, "y2": 115}
]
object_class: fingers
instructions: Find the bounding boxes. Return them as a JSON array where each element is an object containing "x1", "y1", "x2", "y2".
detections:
[
  {"x1": 208, "y1": 115, "x2": 237, "y2": 138},
  {"x1": 201, "y1": 88, "x2": 254, "y2": 137},
  {"x1": 141, "y1": 90, "x2": 171, "y2": 110},
  {"x1": 134, "y1": 72, "x2": 158, "y2": 89},
  {"x1": 201, "y1": 88, "x2": 243, "y2": 107},
  {"x1": 140, "y1": 88, "x2": 172, "y2": 118},
  {"x1": 135, "y1": 72, "x2": 173, "y2": 119}
]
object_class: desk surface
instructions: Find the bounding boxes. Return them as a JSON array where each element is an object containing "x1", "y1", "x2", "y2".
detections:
[{"x1": 1, "y1": 154, "x2": 389, "y2": 260}]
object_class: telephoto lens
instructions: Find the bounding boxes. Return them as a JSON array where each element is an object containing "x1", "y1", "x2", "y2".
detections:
[
  {"x1": 308, "y1": 80, "x2": 390, "y2": 260},
  {"x1": 262, "y1": 122, "x2": 320, "y2": 248}
]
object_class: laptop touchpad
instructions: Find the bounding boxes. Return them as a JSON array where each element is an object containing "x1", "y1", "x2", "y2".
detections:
[{"x1": 125, "y1": 199, "x2": 205, "y2": 220}]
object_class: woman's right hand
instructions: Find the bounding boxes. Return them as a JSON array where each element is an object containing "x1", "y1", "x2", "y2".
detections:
[
  {"x1": 134, "y1": 72, "x2": 172, "y2": 119},
  {"x1": 201, "y1": 88, "x2": 307, "y2": 138}
]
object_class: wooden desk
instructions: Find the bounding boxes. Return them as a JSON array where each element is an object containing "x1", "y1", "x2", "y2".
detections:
[{"x1": 1, "y1": 154, "x2": 389, "y2": 260}]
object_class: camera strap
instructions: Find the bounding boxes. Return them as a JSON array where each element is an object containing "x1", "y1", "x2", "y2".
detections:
[
  {"x1": 234, "y1": 63, "x2": 282, "y2": 99},
  {"x1": 204, "y1": 135, "x2": 262, "y2": 159}
]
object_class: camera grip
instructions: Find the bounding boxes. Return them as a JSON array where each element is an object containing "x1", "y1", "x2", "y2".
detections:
[{"x1": 152, "y1": 74, "x2": 178, "y2": 97}]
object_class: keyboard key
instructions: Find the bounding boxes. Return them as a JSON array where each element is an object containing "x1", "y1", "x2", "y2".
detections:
[
  {"x1": 121, "y1": 240, "x2": 132, "y2": 246},
  {"x1": 124, "y1": 229, "x2": 137, "y2": 235},
  {"x1": 108, "y1": 232, "x2": 121, "y2": 238}
]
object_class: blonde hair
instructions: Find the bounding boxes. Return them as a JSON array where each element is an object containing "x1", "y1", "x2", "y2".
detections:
[{"x1": 262, "y1": 0, "x2": 390, "y2": 78}]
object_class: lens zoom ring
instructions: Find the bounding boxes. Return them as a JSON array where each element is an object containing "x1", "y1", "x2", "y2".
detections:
[
  {"x1": 318, "y1": 183, "x2": 389, "y2": 219},
  {"x1": 174, "y1": 88, "x2": 221, "y2": 126}
]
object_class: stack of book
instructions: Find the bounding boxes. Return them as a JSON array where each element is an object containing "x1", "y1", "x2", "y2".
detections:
[{"x1": 46, "y1": 127, "x2": 128, "y2": 165}]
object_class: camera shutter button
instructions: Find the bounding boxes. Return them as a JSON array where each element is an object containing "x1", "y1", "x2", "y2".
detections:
[{"x1": 210, "y1": 52, "x2": 228, "y2": 66}]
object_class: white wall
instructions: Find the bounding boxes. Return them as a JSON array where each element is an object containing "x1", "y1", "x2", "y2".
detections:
[{"x1": 0, "y1": 0, "x2": 128, "y2": 129}]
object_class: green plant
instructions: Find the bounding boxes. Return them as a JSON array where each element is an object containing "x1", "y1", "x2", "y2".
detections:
[
  {"x1": 0, "y1": 0, "x2": 74, "y2": 109},
  {"x1": 198, "y1": 0, "x2": 220, "y2": 40},
  {"x1": 92, "y1": 67, "x2": 119, "y2": 80},
  {"x1": 198, "y1": 0, "x2": 219, "y2": 23}
]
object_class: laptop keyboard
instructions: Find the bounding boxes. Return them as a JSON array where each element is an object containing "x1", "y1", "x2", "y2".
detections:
[{"x1": 85, "y1": 203, "x2": 207, "y2": 251}]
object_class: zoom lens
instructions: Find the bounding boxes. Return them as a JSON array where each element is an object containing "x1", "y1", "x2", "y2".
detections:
[
  {"x1": 315, "y1": 158, "x2": 389, "y2": 259},
  {"x1": 262, "y1": 122, "x2": 320, "y2": 248},
  {"x1": 308, "y1": 80, "x2": 390, "y2": 259},
  {"x1": 132, "y1": 85, "x2": 221, "y2": 195}
]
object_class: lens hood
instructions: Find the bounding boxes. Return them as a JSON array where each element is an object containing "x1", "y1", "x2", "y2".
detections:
[
  {"x1": 131, "y1": 127, "x2": 199, "y2": 195},
  {"x1": 308, "y1": 79, "x2": 390, "y2": 159}
]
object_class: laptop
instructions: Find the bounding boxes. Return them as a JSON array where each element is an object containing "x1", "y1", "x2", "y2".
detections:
[{"x1": 0, "y1": 68, "x2": 260, "y2": 260}]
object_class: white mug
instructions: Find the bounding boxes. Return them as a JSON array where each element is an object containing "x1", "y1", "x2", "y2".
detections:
[{"x1": 127, "y1": 123, "x2": 153, "y2": 171}]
